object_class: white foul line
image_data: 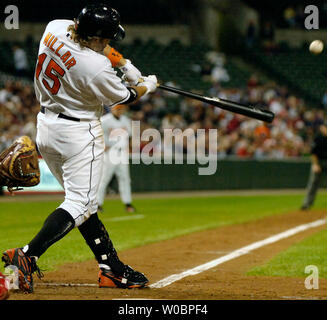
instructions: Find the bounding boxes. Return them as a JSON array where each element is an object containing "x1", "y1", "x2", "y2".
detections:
[
  {"x1": 108, "y1": 214, "x2": 144, "y2": 222},
  {"x1": 149, "y1": 218, "x2": 327, "y2": 289}
]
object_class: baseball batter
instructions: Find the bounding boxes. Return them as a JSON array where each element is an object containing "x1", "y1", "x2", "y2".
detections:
[
  {"x1": 98, "y1": 105, "x2": 136, "y2": 213},
  {"x1": 2, "y1": 3, "x2": 157, "y2": 292}
]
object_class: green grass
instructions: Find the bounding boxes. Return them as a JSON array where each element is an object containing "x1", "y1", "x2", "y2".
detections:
[
  {"x1": 0, "y1": 193, "x2": 327, "y2": 274},
  {"x1": 247, "y1": 229, "x2": 327, "y2": 278}
]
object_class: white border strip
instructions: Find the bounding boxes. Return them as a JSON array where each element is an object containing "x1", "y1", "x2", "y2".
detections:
[{"x1": 149, "y1": 219, "x2": 327, "y2": 288}]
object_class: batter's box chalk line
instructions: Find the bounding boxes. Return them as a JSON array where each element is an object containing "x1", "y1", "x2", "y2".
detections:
[
  {"x1": 34, "y1": 218, "x2": 327, "y2": 289},
  {"x1": 36, "y1": 283, "x2": 98, "y2": 287},
  {"x1": 149, "y1": 218, "x2": 327, "y2": 288}
]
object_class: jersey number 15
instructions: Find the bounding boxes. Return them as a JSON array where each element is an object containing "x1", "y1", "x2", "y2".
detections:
[{"x1": 35, "y1": 53, "x2": 65, "y2": 95}]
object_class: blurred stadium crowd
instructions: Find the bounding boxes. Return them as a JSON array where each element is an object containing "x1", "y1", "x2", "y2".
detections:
[
  {"x1": 2, "y1": 1, "x2": 326, "y2": 162},
  {"x1": 0, "y1": 69, "x2": 323, "y2": 159}
]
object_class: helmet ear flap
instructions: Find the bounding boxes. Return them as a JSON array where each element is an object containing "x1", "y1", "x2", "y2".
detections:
[{"x1": 113, "y1": 25, "x2": 125, "y2": 41}]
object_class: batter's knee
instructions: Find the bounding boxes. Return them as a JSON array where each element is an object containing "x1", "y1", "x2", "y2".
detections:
[{"x1": 59, "y1": 198, "x2": 98, "y2": 227}]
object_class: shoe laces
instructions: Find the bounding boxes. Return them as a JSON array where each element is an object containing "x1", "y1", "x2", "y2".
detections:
[
  {"x1": 30, "y1": 258, "x2": 44, "y2": 279},
  {"x1": 123, "y1": 265, "x2": 143, "y2": 277}
]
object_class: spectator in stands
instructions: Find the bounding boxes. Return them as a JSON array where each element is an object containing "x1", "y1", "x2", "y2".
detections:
[
  {"x1": 269, "y1": 96, "x2": 284, "y2": 116},
  {"x1": 260, "y1": 21, "x2": 276, "y2": 52},
  {"x1": 12, "y1": 45, "x2": 29, "y2": 78},
  {"x1": 204, "y1": 51, "x2": 230, "y2": 84},
  {"x1": 0, "y1": 81, "x2": 13, "y2": 104},
  {"x1": 200, "y1": 62, "x2": 213, "y2": 81},
  {"x1": 246, "y1": 20, "x2": 256, "y2": 48},
  {"x1": 323, "y1": 1, "x2": 327, "y2": 27},
  {"x1": 322, "y1": 91, "x2": 327, "y2": 111},
  {"x1": 247, "y1": 74, "x2": 259, "y2": 89},
  {"x1": 211, "y1": 64, "x2": 230, "y2": 84},
  {"x1": 254, "y1": 123, "x2": 270, "y2": 140},
  {"x1": 283, "y1": 6, "x2": 296, "y2": 28},
  {"x1": 294, "y1": 5, "x2": 306, "y2": 28}
]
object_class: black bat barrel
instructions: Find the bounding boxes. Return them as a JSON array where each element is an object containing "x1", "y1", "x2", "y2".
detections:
[
  {"x1": 158, "y1": 84, "x2": 275, "y2": 123},
  {"x1": 210, "y1": 97, "x2": 275, "y2": 123}
]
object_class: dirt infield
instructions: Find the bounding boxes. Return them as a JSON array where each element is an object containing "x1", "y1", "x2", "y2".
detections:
[{"x1": 6, "y1": 209, "x2": 327, "y2": 300}]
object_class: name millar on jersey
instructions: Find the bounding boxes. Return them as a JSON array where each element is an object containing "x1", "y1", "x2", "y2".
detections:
[{"x1": 43, "y1": 32, "x2": 76, "y2": 70}]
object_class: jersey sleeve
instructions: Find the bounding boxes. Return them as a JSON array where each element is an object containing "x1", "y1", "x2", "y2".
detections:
[{"x1": 90, "y1": 68, "x2": 131, "y2": 108}]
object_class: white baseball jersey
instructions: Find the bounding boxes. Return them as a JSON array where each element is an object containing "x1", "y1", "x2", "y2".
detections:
[{"x1": 34, "y1": 19, "x2": 131, "y2": 120}]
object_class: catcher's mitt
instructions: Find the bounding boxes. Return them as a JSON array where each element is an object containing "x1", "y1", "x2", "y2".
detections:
[{"x1": 0, "y1": 136, "x2": 40, "y2": 194}]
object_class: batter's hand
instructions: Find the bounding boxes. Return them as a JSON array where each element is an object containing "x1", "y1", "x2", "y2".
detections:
[
  {"x1": 119, "y1": 59, "x2": 142, "y2": 85},
  {"x1": 137, "y1": 75, "x2": 158, "y2": 94}
]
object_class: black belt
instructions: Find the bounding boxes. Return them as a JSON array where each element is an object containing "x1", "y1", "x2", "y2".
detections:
[{"x1": 40, "y1": 106, "x2": 80, "y2": 122}]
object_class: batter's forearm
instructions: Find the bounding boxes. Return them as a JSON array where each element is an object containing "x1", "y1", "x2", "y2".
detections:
[
  {"x1": 103, "y1": 46, "x2": 157, "y2": 101},
  {"x1": 104, "y1": 46, "x2": 142, "y2": 85},
  {"x1": 104, "y1": 45, "x2": 124, "y2": 67}
]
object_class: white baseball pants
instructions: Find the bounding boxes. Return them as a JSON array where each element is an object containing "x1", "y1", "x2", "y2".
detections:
[{"x1": 36, "y1": 111, "x2": 105, "y2": 227}]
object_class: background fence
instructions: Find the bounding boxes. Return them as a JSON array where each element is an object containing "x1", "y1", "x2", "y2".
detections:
[{"x1": 129, "y1": 158, "x2": 319, "y2": 192}]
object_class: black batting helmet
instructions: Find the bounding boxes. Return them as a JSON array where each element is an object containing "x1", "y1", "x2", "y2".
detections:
[{"x1": 76, "y1": 3, "x2": 125, "y2": 41}]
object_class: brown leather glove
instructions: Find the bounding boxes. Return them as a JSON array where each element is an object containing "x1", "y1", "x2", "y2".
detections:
[{"x1": 0, "y1": 136, "x2": 40, "y2": 194}]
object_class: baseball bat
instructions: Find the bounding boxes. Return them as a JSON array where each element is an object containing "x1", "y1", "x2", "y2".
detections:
[{"x1": 158, "y1": 84, "x2": 275, "y2": 123}]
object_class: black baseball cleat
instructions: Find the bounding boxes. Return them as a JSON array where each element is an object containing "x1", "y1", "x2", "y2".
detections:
[
  {"x1": 98, "y1": 265, "x2": 148, "y2": 289},
  {"x1": 2, "y1": 248, "x2": 43, "y2": 293}
]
